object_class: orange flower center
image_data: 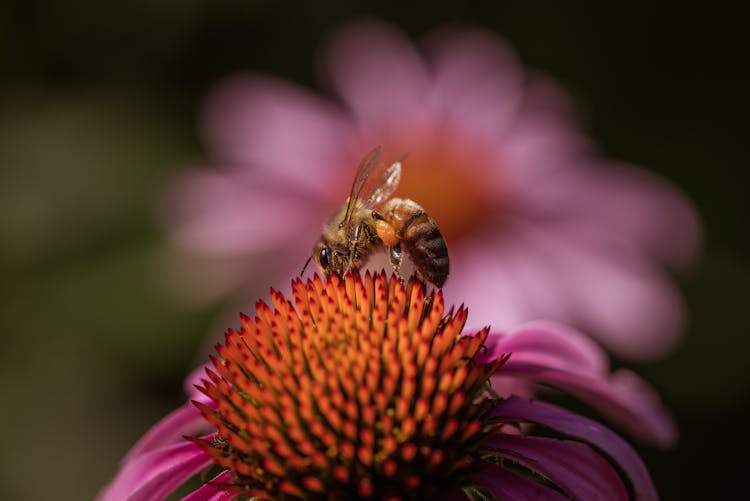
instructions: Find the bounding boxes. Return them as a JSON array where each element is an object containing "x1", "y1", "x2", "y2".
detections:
[
  {"x1": 192, "y1": 273, "x2": 507, "y2": 500},
  {"x1": 392, "y1": 144, "x2": 495, "y2": 243}
]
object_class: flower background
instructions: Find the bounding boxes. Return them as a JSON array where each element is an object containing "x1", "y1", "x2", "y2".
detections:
[{"x1": 0, "y1": 1, "x2": 746, "y2": 500}]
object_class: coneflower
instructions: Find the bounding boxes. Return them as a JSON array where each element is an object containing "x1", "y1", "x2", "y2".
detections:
[{"x1": 100, "y1": 272, "x2": 671, "y2": 500}]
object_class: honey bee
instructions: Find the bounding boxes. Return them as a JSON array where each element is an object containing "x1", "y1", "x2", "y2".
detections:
[{"x1": 303, "y1": 146, "x2": 449, "y2": 287}]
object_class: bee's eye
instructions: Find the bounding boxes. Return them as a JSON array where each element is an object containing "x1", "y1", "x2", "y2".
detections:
[{"x1": 319, "y1": 247, "x2": 331, "y2": 268}]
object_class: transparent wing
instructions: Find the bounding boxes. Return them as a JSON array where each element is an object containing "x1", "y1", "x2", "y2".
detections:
[
  {"x1": 363, "y1": 156, "x2": 402, "y2": 208},
  {"x1": 341, "y1": 146, "x2": 403, "y2": 226}
]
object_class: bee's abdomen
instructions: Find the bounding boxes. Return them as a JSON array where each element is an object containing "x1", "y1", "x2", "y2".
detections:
[{"x1": 390, "y1": 199, "x2": 450, "y2": 288}]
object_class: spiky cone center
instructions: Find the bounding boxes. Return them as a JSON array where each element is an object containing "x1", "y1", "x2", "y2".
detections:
[{"x1": 193, "y1": 272, "x2": 508, "y2": 500}]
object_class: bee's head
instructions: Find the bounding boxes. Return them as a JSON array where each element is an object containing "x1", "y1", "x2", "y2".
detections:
[
  {"x1": 303, "y1": 205, "x2": 350, "y2": 278},
  {"x1": 302, "y1": 238, "x2": 340, "y2": 277}
]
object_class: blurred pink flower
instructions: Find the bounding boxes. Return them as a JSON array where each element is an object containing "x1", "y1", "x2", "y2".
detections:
[
  {"x1": 100, "y1": 273, "x2": 671, "y2": 500},
  {"x1": 161, "y1": 20, "x2": 700, "y2": 359}
]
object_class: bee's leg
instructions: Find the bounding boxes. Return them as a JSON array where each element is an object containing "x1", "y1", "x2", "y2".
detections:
[
  {"x1": 346, "y1": 223, "x2": 362, "y2": 272},
  {"x1": 389, "y1": 243, "x2": 403, "y2": 278}
]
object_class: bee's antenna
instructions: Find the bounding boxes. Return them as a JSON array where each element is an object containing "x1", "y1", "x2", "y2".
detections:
[{"x1": 300, "y1": 255, "x2": 313, "y2": 276}]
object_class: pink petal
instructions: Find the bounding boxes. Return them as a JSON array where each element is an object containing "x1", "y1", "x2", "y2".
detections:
[
  {"x1": 519, "y1": 161, "x2": 702, "y2": 270},
  {"x1": 480, "y1": 321, "x2": 607, "y2": 374},
  {"x1": 472, "y1": 463, "x2": 569, "y2": 500},
  {"x1": 519, "y1": 72, "x2": 583, "y2": 122},
  {"x1": 98, "y1": 440, "x2": 213, "y2": 501},
  {"x1": 180, "y1": 470, "x2": 237, "y2": 501},
  {"x1": 323, "y1": 19, "x2": 434, "y2": 132},
  {"x1": 503, "y1": 219, "x2": 687, "y2": 359},
  {"x1": 487, "y1": 375, "x2": 536, "y2": 401},
  {"x1": 443, "y1": 245, "x2": 540, "y2": 330},
  {"x1": 559, "y1": 244, "x2": 685, "y2": 360},
  {"x1": 481, "y1": 434, "x2": 628, "y2": 500},
  {"x1": 499, "y1": 365, "x2": 677, "y2": 447},
  {"x1": 424, "y1": 28, "x2": 525, "y2": 145},
  {"x1": 200, "y1": 75, "x2": 354, "y2": 195},
  {"x1": 122, "y1": 401, "x2": 213, "y2": 465},
  {"x1": 486, "y1": 322, "x2": 677, "y2": 447},
  {"x1": 492, "y1": 396, "x2": 659, "y2": 501},
  {"x1": 447, "y1": 240, "x2": 577, "y2": 330},
  {"x1": 161, "y1": 169, "x2": 322, "y2": 257},
  {"x1": 184, "y1": 364, "x2": 214, "y2": 401},
  {"x1": 493, "y1": 78, "x2": 593, "y2": 193}
]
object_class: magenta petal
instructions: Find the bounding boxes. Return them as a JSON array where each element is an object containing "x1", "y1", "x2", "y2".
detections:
[
  {"x1": 522, "y1": 161, "x2": 701, "y2": 270},
  {"x1": 481, "y1": 434, "x2": 628, "y2": 500},
  {"x1": 479, "y1": 321, "x2": 607, "y2": 374},
  {"x1": 324, "y1": 20, "x2": 433, "y2": 130},
  {"x1": 505, "y1": 214, "x2": 687, "y2": 359},
  {"x1": 491, "y1": 82, "x2": 592, "y2": 191},
  {"x1": 162, "y1": 169, "x2": 318, "y2": 256},
  {"x1": 491, "y1": 396, "x2": 659, "y2": 501},
  {"x1": 424, "y1": 28, "x2": 524, "y2": 144},
  {"x1": 443, "y1": 246, "x2": 539, "y2": 330},
  {"x1": 499, "y1": 364, "x2": 677, "y2": 448},
  {"x1": 471, "y1": 463, "x2": 568, "y2": 500},
  {"x1": 121, "y1": 402, "x2": 212, "y2": 465},
  {"x1": 98, "y1": 439, "x2": 213, "y2": 501},
  {"x1": 486, "y1": 323, "x2": 677, "y2": 447},
  {"x1": 180, "y1": 470, "x2": 236, "y2": 501},
  {"x1": 200, "y1": 75, "x2": 353, "y2": 194},
  {"x1": 184, "y1": 364, "x2": 214, "y2": 401}
]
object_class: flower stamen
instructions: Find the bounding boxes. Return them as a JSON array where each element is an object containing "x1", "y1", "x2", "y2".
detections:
[{"x1": 193, "y1": 272, "x2": 507, "y2": 499}]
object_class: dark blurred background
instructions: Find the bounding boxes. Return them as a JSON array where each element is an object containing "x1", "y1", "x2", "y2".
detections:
[{"x1": 0, "y1": 1, "x2": 747, "y2": 499}]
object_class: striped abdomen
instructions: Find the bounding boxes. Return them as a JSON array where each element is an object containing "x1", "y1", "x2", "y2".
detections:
[{"x1": 384, "y1": 198, "x2": 450, "y2": 287}]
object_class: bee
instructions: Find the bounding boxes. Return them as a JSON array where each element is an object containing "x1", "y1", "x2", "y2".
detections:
[{"x1": 303, "y1": 146, "x2": 449, "y2": 287}]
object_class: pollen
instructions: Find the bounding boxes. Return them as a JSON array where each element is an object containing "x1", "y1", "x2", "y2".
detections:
[
  {"x1": 192, "y1": 271, "x2": 508, "y2": 499},
  {"x1": 375, "y1": 219, "x2": 400, "y2": 247}
]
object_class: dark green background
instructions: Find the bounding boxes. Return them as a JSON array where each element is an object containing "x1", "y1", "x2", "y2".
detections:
[{"x1": 1, "y1": 1, "x2": 747, "y2": 499}]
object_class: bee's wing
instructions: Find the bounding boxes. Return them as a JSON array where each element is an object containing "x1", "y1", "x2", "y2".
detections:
[
  {"x1": 362, "y1": 155, "x2": 402, "y2": 209},
  {"x1": 342, "y1": 146, "x2": 403, "y2": 226}
]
